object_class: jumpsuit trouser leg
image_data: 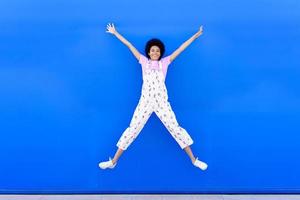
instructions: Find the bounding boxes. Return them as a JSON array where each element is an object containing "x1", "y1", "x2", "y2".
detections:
[
  {"x1": 154, "y1": 99, "x2": 194, "y2": 149},
  {"x1": 116, "y1": 95, "x2": 154, "y2": 150}
]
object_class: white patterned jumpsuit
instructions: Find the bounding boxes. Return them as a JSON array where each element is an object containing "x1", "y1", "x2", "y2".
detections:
[{"x1": 116, "y1": 55, "x2": 194, "y2": 150}]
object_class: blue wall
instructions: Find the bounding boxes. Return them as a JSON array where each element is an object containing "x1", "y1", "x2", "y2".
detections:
[{"x1": 1, "y1": 0, "x2": 300, "y2": 194}]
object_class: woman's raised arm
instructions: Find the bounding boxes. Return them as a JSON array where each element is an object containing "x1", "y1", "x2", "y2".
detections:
[
  {"x1": 106, "y1": 23, "x2": 141, "y2": 61},
  {"x1": 170, "y1": 26, "x2": 204, "y2": 62}
]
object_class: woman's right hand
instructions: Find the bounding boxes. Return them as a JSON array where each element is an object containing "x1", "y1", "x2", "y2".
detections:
[{"x1": 106, "y1": 23, "x2": 117, "y2": 35}]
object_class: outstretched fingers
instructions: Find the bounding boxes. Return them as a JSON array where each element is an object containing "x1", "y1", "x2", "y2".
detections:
[
  {"x1": 106, "y1": 23, "x2": 116, "y2": 34},
  {"x1": 199, "y1": 25, "x2": 203, "y2": 33}
]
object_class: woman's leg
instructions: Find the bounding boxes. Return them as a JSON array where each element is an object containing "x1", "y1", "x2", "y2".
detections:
[
  {"x1": 154, "y1": 99, "x2": 207, "y2": 170},
  {"x1": 116, "y1": 96, "x2": 153, "y2": 151},
  {"x1": 154, "y1": 99, "x2": 194, "y2": 150},
  {"x1": 111, "y1": 148, "x2": 124, "y2": 164},
  {"x1": 99, "y1": 98, "x2": 153, "y2": 169},
  {"x1": 184, "y1": 145, "x2": 208, "y2": 170},
  {"x1": 184, "y1": 145, "x2": 196, "y2": 163}
]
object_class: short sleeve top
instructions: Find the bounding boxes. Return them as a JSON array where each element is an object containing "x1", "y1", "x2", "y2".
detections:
[{"x1": 139, "y1": 54, "x2": 171, "y2": 78}]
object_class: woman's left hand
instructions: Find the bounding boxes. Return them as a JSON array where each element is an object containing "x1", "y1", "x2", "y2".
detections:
[{"x1": 195, "y1": 25, "x2": 203, "y2": 37}]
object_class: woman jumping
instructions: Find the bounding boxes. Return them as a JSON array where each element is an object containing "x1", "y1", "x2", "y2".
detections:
[{"x1": 99, "y1": 23, "x2": 208, "y2": 170}]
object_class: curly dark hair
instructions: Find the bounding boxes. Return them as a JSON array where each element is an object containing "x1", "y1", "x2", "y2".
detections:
[{"x1": 145, "y1": 38, "x2": 165, "y2": 60}]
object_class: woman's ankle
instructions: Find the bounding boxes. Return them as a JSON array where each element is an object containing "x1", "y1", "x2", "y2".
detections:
[{"x1": 191, "y1": 157, "x2": 196, "y2": 164}]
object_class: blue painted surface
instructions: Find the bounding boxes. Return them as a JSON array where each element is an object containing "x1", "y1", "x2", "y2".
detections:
[{"x1": 0, "y1": 0, "x2": 300, "y2": 194}]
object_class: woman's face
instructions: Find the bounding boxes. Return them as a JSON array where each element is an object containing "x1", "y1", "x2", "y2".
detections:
[{"x1": 148, "y1": 46, "x2": 161, "y2": 60}]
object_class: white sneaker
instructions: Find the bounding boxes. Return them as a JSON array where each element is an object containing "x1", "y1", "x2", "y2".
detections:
[
  {"x1": 99, "y1": 157, "x2": 117, "y2": 169},
  {"x1": 193, "y1": 158, "x2": 208, "y2": 170}
]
